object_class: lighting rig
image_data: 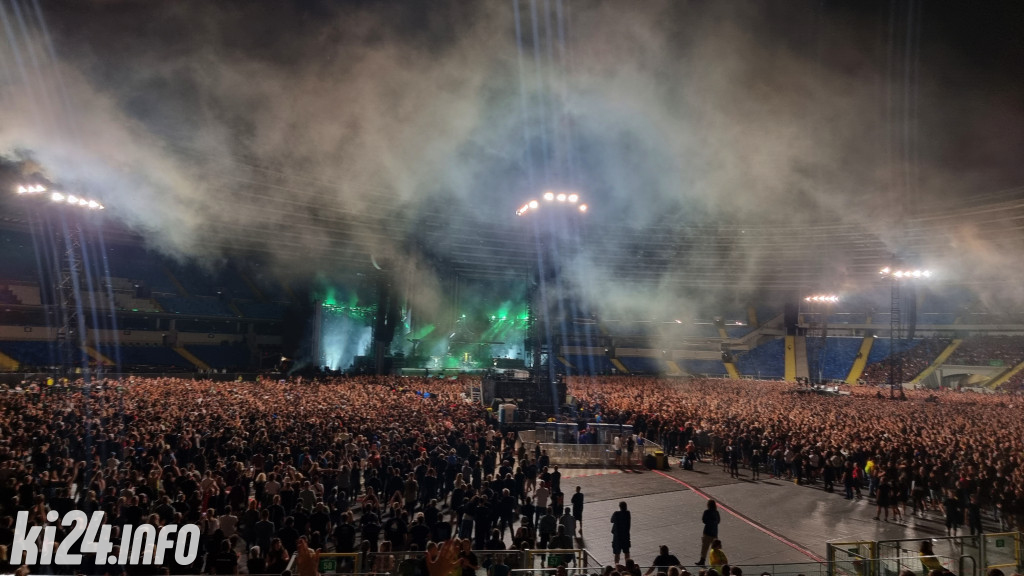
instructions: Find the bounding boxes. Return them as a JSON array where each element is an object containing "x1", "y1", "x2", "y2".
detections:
[
  {"x1": 14, "y1": 182, "x2": 107, "y2": 374},
  {"x1": 515, "y1": 190, "x2": 588, "y2": 216},
  {"x1": 879, "y1": 266, "x2": 933, "y2": 398},
  {"x1": 802, "y1": 294, "x2": 840, "y2": 383}
]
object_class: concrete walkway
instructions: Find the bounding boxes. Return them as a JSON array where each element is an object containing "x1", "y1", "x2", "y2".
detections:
[{"x1": 569, "y1": 459, "x2": 989, "y2": 570}]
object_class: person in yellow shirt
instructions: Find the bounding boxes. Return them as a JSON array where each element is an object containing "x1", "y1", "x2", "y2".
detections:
[
  {"x1": 708, "y1": 540, "x2": 728, "y2": 572},
  {"x1": 919, "y1": 540, "x2": 944, "y2": 575},
  {"x1": 865, "y1": 458, "x2": 877, "y2": 497}
]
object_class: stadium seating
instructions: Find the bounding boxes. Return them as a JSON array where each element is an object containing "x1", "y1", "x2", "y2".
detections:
[
  {"x1": 0, "y1": 340, "x2": 57, "y2": 368},
  {"x1": 117, "y1": 346, "x2": 193, "y2": 369},
  {"x1": 734, "y1": 338, "x2": 784, "y2": 379},
  {"x1": 234, "y1": 300, "x2": 286, "y2": 320},
  {"x1": 103, "y1": 245, "x2": 178, "y2": 293},
  {"x1": 725, "y1": 324, "x2": 755, "y2": 338},
  {"x1": 827, "y1": 312, "x2": 867, "y2": 325},
  {"x1": 616, "y1": 356, "x2": 664, "y2": 374},
  {"x1": 679, "y1": 358, "x2": 728, "y2": 376},
  {"x1": 563, "y1": 354, "x2": 619, "y2": 375},
  {"x1": 806, "y1": 337, "x2": 862, "y2": 381},
  {"x1": 186, "y1": 343, "x2": 252, "y2": 370},
  {"x1": 0, "y1": 230, "x2": 40, "y2": 281},
  {"x1": 918, "y1": 312, "x2": 956, "y2": 325},
  {"x1": 155, "y1": 295, "x2": 235, "y2": 317}
]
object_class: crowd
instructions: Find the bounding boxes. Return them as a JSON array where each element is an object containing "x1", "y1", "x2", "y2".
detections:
[
  {"x1": 0, "y1": 375, "x2": 507, "y2": 575},
  {"x1": 859, "y1": 338, "x2": 950, "y2": 386},
  {"x1": 1000, "y1": 370, "x2": 1024, "y2": 393},
  {"x1": 568, "y1": 375, "x2": 1024, "y2": 533},
  {"x1": 947, "y1": 336, "x2": 1024, "y2": 368},
  {"x1": 0, "y1": 372, "x2": 1023, "y2": 576}
]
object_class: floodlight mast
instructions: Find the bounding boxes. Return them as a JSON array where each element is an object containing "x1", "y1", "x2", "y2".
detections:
[
  {"x1": 514, "y1": 189, "x2": 589, "y2": 414},
  {"x1": 14, "y1": 183, "x2": 105, "y2": 375},
  {"x1": 879, "y1": 266, "x2": 932, "y2": 398},
  {"x1": 803, "y1": 294, "x2": 839, "y2": 383}
]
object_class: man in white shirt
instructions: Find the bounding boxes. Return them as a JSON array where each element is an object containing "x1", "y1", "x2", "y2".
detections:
[
  {"x1": 534, "y1": 481, "x2": 551, "y2": 524},
  {"x1": 219, "y1": 506, "x2": 239, "y2": 539}
]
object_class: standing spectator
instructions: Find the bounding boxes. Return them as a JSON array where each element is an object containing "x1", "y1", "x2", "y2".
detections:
[
  {"x1": 212, "y1": 539, "x2": 239, "y2": 575},
  {"x1": 266, "y1": 538, "x2": 290, "y2": 574},
  {"x1": 943, "y1": 490, "x2": 962, "y2": 536},
  {"x1": 750, "y1": 447, "x2": 761, "y2": 481},
  {"x1": 539, "y1": 506, "x2": 558, "y2": 550},
  {"x1": 294, "y1": 536, "x2": 320, "y2": 576},
  {"x1": 534, "y1": 482, "x2": 551, "y2": 524},
  {"x1": 696, "y1": 500, "x2": 720, "y2": 567},
  {"x1": 558, "y1": 507, "x2": 577, "y2": 542},
  {"x1": 610, "y1": 501, "x2": 631, "y2": 565},
  {"x1": 967, "y1": 494, "x2": 984, "y2": 535},
  {"x1": 571, "y1": 487, "x2": 585, "y2": 536},
  {"x1": 548, "y1": 525, "x2": 575, "y2": 568},
  {"x1": 874, "y1": 476, "x2": 891, "y2": 521},
  {"x1": 254, "y1": 510, "x2": 276, "y2": 552}
]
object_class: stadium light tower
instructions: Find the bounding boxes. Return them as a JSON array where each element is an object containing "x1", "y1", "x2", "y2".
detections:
[
  {"x1": 879, "y1": 265, "x2": 932, "y2": 398},
  {"x1": 15, "y1": 182, "x2": 107, "y2": 375},
  {"x1": 803, "y1": 294, "x2": 839, "y2": 383},
  {"x1": 512, "y1": 189, "x2": 590, "y2": 415}
]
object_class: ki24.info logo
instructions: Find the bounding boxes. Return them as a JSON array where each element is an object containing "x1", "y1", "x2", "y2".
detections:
[{"x1": 11, "y1": 511, "x2": 200, "y2": 566}]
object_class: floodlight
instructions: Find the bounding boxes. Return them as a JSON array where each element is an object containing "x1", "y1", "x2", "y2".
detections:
[
  {"x1": 804, "y1": 294, "x2": 839, "y2": 303},
  {"x1": 544, "y1": 192, "x2": 555, "y2": 201},
  {"x1": 17, "y1": 184, "x2": 47, "y2": 194},
  {"x1": 529, "y1": 200, "x2": 539, "y2": 209},
  {"x1": 579, "y1": 204, "x2": 587, "y2": 212},
  {"x1": 556, "y1": 193, "x2": 567, "y2": 202},
  {"x1": 18, "y1": 184, "x2": 102, "y2": 210},
  {"x1": 568, "y1": 193, "x2": 579, "y2": 203}
]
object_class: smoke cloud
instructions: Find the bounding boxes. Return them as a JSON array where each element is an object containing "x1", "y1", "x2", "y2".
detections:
[{"x1": 2, "y1": 0, "x2": 1023, "y2": 342}]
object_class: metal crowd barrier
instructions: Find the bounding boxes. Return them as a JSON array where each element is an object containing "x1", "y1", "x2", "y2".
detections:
[
  {"x1": 829, "y1": 532, "x2": 1023, "y2": 576},
  {"x1": 510, "y1": 560, "x2": 873, "y2": 576}
]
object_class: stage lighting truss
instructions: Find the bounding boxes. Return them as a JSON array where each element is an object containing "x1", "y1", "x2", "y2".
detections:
[
  {"x1": 804, "y1": 294, "x2": 840, "y2": 303},
  {"x1": 516, "y1": 190, "x2": 587, "y2": 216},
  {"x1": 16, "y1": 184, "x2": 104, "y2": 210},
  {"x1": 879, "y1": 267, "x2": 931, "y2": 280}
]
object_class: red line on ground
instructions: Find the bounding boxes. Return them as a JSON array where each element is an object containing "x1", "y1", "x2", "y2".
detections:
[{"x1": 652, "y1": 469, "x2": 826, "y2": 562}]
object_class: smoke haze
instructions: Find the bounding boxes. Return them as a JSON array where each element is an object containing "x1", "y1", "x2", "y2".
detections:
[{"x1": 2, "y1": 0, "x2": 1023, "y2": 332}]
